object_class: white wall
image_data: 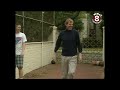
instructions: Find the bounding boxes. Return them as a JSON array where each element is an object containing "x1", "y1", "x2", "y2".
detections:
[{"x1": 16, "y1": 42, "x2": 54, "y2": 79}]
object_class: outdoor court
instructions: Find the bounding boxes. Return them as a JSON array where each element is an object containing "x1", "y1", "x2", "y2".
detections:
[{"x1": 23, "y1": 63, "x2": 104, "y2": 79}]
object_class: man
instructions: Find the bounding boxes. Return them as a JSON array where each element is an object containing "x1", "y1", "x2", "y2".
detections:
[
  {"x1": 16, "y1": 24, "x2": 27, "y2": 79},
  {"x1": 54, "y1": 18, "x2": 82, "y2": 79}
]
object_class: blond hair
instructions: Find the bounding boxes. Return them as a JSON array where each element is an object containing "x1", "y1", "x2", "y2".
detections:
[{"x1": 64, "y1": 18, "x2": 74, "y2": 25}]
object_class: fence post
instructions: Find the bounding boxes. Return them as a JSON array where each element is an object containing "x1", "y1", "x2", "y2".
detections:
[
  {"x1": 22, "y1": 11, "x2": 24, "y2": 33},
  {"x1": 102, "y1": 26, "x2": 105, "y2": 68},
  {"x1": 52, "y1": 26, "x2": 57, "y2": 61},
  {"x1": 53, "y1": 26, "x2": 57, "y2": 50},
  {"x1": 41, "y1": 11, "x2": 44, "y2": 67}
]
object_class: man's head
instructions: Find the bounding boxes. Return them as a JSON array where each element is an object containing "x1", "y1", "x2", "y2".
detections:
[
  {"x1": 16, "y1": 24, "x2": 21, "y2": 33},
  {"x1": 65, "y1": 18, "x2": 74, "y2": 30}
]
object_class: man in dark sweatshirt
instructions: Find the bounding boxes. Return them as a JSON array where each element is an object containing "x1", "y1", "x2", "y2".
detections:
[{"x1": 54, "y1": 18, "x2": 82, "y2": 79}]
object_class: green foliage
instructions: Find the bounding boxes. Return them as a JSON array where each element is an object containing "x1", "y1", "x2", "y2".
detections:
[
  {"x1": 44, "y1": 11, "x2": 54, "y2": 24},
  {"x1": 55, "y1": 11, "x2": 84, "y2": 31},
  {"x1": 74, "y1": 18, "x2": 84, "y2": 31},
  {"x1": 43, "y1": 23, "x2": 53, "y2": 41},
  {"x1": 15, "y1": 11, "x2": 54, "y2": 42},
  {"x1": 24, "y1": 11, "x2": 42, "y2": 20},
  {"x1": 15, "y1": 16, "x2": 23, "y2": 32},
  {"x1": 16, "y1": 11, "x2": 98, "y2": 42},
  {"x1": 24, "y1": 18, "x2": 42, "y2": 42}
]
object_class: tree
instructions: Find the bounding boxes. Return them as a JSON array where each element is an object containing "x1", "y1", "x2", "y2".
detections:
[
  {"x1": 55, "y1": 11, "x2": 84, "y2": 31},
  {"x1": 16, "y1": 11, "x2": 85, "y2": 42}
]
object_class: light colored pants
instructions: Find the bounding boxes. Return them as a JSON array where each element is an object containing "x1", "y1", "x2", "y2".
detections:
[{"x1": 61, "y1": 55, "x2": 77, "y2": 79}]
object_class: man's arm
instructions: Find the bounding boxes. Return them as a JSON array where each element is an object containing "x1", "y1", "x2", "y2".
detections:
[
  {"x1": 22, "y1": 33, "x2": 27, "y2": 55},
  {"x1": 53, "y1": 33, "x2": 62, "y2": 62},
  {"x1": 54, "y1": 32, "x2": 62, "y2": 52},
  {"x1": 22, "y1": 43, "x2": 26, "y2": 55},
  {"x1": 76, "y1": 31, "x2": 82, "y2": 60},
  {"x1": 76, "y1": 31, "x2": 82, "y2": 53}
]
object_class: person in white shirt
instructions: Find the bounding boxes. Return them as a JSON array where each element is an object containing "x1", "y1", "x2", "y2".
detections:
[{"x1": 16, "y1": 24, "x2": 27, "y2": 79}]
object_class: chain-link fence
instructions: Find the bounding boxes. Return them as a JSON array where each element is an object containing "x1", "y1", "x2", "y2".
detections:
[
  {"x1": 16, "y1": 11, "x2": 55, "y2": 42},
  {"x1": 15, "y1": 11, "x2": 56, "y2": 78},
  {"x1": 15, "y1": 11, "x2": 104, "y2": 78},
  {"x1": 80, "y1": 15, "x2": 103, "y2": 64}
]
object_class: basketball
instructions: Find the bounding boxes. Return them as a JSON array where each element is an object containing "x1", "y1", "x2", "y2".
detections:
[{"x1": 51, "y1": 60, "x2": 56, "y2": 64}]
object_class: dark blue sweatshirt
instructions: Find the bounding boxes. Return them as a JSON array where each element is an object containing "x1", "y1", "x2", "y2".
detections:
[{"x1": 54, "y1": 29, "x2": 82, "y2": 56}]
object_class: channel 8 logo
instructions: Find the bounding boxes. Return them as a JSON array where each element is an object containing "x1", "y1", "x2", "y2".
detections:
[{"x1": 92, "y1": 13, "x2": 102, "y2": 24}]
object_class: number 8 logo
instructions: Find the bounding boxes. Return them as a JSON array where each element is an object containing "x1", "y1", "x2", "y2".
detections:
[
  {"x1": 94, "y1": 16, "x2": 100, "y2": 22},
  {"x1": 92, "y1": 13, "x2": 102, "y2": 24}
]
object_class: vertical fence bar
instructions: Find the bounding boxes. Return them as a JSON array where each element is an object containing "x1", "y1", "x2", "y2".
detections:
[
  {"x1": 41, "y1": 11, "x2": 44, "y2": 67},
  {"x1": 53, "y1": 26, "x2": 57, "y2": 61},
  {"x1": 53, "y1": 11, "x2": 55, "y2": 25},
  {"x1": 53, "y1": 26, "x2": 57, "y2": 50},
  {"x1": 102, "y1": 26, "x2": 105, "y2": 68},
  {"x1": 22, "y1": 11, "x2": 24, "y2": 33}
]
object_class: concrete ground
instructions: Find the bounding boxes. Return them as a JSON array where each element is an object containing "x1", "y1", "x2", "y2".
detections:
[{"x1": 23, "y1": 63, "x2": 104, "y2": 79}]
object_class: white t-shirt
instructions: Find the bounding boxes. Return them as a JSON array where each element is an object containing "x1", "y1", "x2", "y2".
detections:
[{"x1": 16, "y1": 32, "x2": 27, "y2": 55}]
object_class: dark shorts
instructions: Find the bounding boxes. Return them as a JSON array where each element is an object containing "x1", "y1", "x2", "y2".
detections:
[{"x1": 16, "y1": 55, "x2": 24, "y2": 68}]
